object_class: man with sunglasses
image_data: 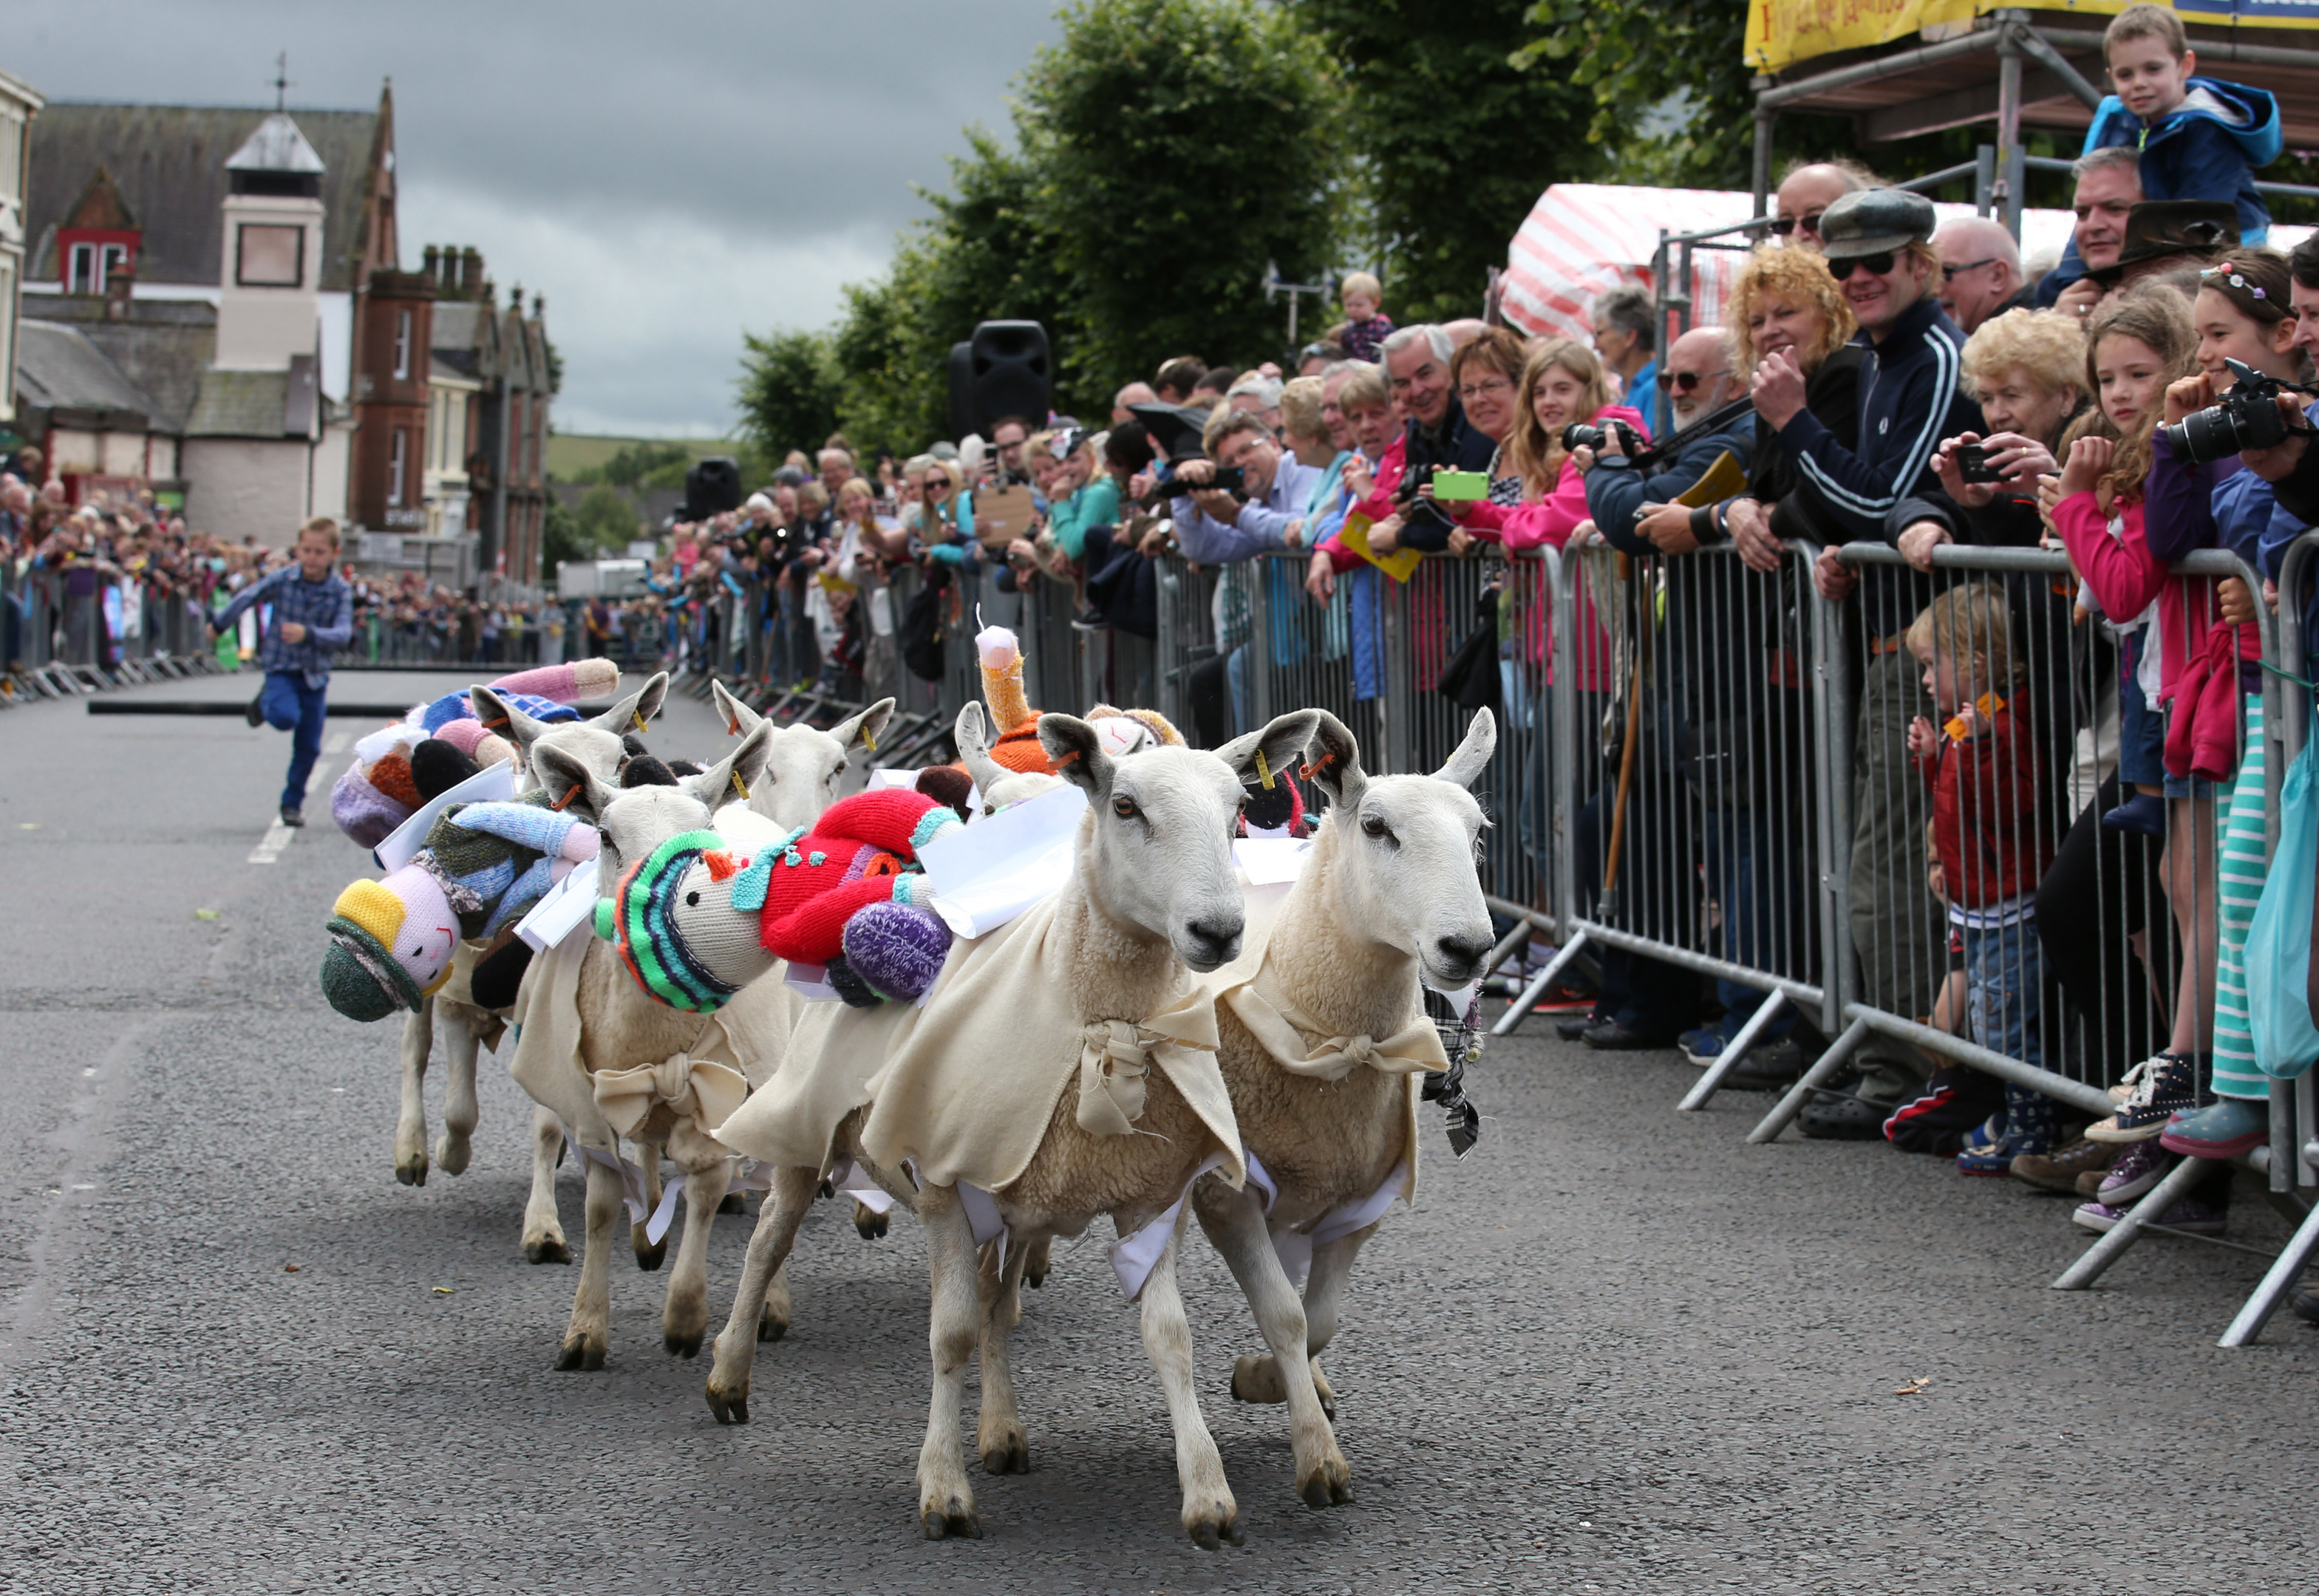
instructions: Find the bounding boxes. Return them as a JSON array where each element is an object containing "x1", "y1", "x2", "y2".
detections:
[
  {"x1": 1762, "y1": 186, "x2": 1985, "y2": 1137},
  {"x1": 1770, "y1": 161, "x2": 1871, "y2": 252},
  {"x1": 1932, "y1": 217, "x2": 2032, "y2": 333}
]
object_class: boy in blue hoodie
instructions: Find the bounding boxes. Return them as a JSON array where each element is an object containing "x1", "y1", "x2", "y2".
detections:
[{"x1": 2086, "y1": 4, "x2": 2280, "y2": 244}]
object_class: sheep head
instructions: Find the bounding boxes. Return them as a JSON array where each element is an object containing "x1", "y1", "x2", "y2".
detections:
[{"x1": 712, "y1": 681, "x2": 895, "y2": 833}]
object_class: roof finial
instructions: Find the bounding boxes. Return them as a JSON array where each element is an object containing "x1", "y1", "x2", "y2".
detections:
[{"x1": 271, "y1": 52, "x2": 292, "y2": 112}]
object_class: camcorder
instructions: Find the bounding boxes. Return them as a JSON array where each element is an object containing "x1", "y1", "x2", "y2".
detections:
[{"x1": 2161, "y1": 358, "x2": 2319, "y2": 464}]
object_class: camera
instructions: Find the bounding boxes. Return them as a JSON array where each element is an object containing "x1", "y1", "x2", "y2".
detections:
[
  {"x1": 2160, "y1": 358, "x2": 2318, "y2": 464},
  {"x1": 1137, "y1": 465, "x2": 1244, "y2": 508},
  {"x1": 1954, "y1": 444, "x2": 2005, "y2": 485},
  {"x1": 1562, "y1": 419, "x2": 1645, "y2": 458}
]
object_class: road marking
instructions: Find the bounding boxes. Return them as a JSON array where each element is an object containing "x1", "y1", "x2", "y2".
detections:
[
  {"x1": 248, "y1": 819, "x2": 296, "y2": 864},
  {"x1": 322, "y1": 730, "x2": 352, "y2": 755}
]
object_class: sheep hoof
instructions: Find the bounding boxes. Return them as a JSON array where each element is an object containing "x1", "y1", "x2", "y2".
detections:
[
  {"x1": 555, "y1": 1337, "x2": 605, "y2": 1372},
  {"x1": 756, "y1": 1309, "x2": 788, "y2": 1343},
  {"x1": 433, "y1": 1133, "x2": 472, "y2": 1178},
  {"x1": 1186, "y1": 1504, "x2": 1242, "y2": 1550},
  {"x1": 1022, "y1": 1237, "x2": 1051, "y2": 1288},
  {"x1": 854, "y1": 1201, "x2": 888, "y2": 1241},
  {"x1": 524, "y1": 1235, "x2": 571, "y2": 1265},
  {"x1": 1230, "y1": 1354, "x2": 1287, "y2": 1405},
  {"x1": 631, "y1": 1226, "x2": 666, "y2": 1272},
  {"x1": 395, "y1": 1156, "x2": 427, "y2": 1187},
  {"x1": 978, "y1": 1428, "x2": 1029, "y2": 1476},
  {"x1": 1299, "y1": 1454, "x2": 1354, "y2": 1509},
  {"x1": 718, "y1": 1192, "x2": 745, "y2": 1215},
  {"x1": 921, "y1": 1499, "x2": 981, "y2": 1541},
  {"x1": 664, "y1": 1329, "x2": 703, "y2": 1359},
  {"x1": 706, "y1": 1382, "x2": 749, "y2": 1425}
]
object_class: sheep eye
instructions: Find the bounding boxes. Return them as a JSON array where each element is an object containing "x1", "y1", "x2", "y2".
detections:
[
  {"x1": 1362, "y1": 816, "x2": 1391, "y2": 840},
  {"x1": 1113, "y1": 797, "x2": 1138, "y2": 819}
]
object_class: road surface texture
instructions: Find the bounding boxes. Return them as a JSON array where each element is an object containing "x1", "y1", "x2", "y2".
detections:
[{"x1": 1, "y1": 667, "x2": 2314, "y2": 1595}]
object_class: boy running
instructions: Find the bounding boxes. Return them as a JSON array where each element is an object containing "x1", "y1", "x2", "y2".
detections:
[{"x1": 211, "y1": 516, "x2": 353, "y2": 827}]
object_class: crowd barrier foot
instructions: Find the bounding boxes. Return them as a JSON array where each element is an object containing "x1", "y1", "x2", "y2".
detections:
[
  {"x1": 2050, "y1": 1153, "x2": 2223, "y2": 1290},
  {"x1": 1679, "y1": 990, "x2": 1790, "y2": 1113},
  {"x1": 1746, "y1": 1017, "x2": 1872, "y2": 1144},
  {"x1": 1491, "y1": 931, "x2": 1591, "y2": 1037},
  {"x1": 2218, "y1": 1190, "x2": 2319, "y2": 1346}
]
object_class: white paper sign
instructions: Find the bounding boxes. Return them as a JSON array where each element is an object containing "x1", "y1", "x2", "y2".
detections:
[
  {"x1": 1233, "y1": 836, "x2": 1312, "y2": 886},
  {"x1": 372, "y1": 760, "x2": 516, "y2": 873},
  {"x1": 917, "y1": 781, "x2": 1089, "y2": 938},
  {"x1": 515, "y1": 857, "x2": 601, "y2": 952}
]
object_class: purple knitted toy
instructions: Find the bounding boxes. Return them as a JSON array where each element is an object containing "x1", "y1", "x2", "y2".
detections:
[{"x1": 841, "y1": 900, "x2": 953, "y2": 1001}]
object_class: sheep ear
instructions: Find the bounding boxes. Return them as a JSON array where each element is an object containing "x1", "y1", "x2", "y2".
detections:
[
  {"x1": 711, "y1": 680, "x2": 761, "y2": 739},
  {"x1": 1301, "y1": 709, "x2": 1368, "y2": 812},
  {"x1": 592, "y1": 672, "x2": 670, "y2": 737},
  {"x1": 534, "y1": 741, "x2": 615, "y2": 824},
  {"x1": 954, "y1": 701, "x2": 1008, "y2": 797},
  {"x1": 687, "y1": 720, "x2": 774, "y2": 812},
  {"x1": 469, "y1": 685, "x2": 548, "y2": 757},
  {"x1": 1037, "y1": 713, "x2": 1114, "y2": 801},
  {"x1": 1433, "y1": 709, "x2": 1496, "y2": 791},
  {"x1": 830, "y1": 698, "x2": 896, "y2": 758},
  {"x1": 1216, "y1": 709, "x2": 1322, "y2": 797}
]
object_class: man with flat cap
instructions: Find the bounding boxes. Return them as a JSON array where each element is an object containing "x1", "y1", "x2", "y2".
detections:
[{"x1": 1734, "y1": 185, "x2": 1983, "y2": 1137}]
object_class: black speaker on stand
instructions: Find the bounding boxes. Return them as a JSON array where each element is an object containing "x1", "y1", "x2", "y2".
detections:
[
  {"x1": 967, "y1": 321, "x2": 1051, "y2": 437},
  {"x1": 683, "y1": 456, "x2": 743, "y2": 520}
]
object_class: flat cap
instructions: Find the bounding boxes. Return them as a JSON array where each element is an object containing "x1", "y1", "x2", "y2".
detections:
[{"x1": 1819, "y1": 188, "x2": 1938, "y2": 259}]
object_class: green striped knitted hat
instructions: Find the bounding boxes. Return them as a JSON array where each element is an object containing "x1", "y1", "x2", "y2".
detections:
[{"x1": 595, "y1": 828, "x2": 745, "y2": 1012}]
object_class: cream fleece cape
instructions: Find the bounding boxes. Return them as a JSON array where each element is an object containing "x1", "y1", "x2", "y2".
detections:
[
  {"x1": 507, "y1": 932, "x2": 800, "y2": 1147},
  {"x1": 854, "y1": 891, "x2": 1244, "y2": 1195},
  {"x1": 712, "y1": 994, "x2": 921, "y2": 1170}
]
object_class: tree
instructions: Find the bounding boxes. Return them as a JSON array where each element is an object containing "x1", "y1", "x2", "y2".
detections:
[
  {"x1": 1019, "y1": 0, "x2": 1341, "y2": 396},
  {"x1": 1292, "y1": 0, "x2": 1596, "y2": 325},
  {"x1": 595, "y1": 440, "x2": 687, "y2": 490},
  {"x1": 735, "y1": 328, "x2": 843, "y2": 464},
  {"x1": 574, "y1": 484, "x2": 643, "y2": 550},
  {"x1": 542, "y1": 495, "x2": 590, "y2": 575}
]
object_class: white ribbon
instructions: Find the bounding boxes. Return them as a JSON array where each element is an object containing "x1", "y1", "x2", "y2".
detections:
[
  {"x1": 1242, "y1": 1149, "x2": 1407, "y2": 1290},
  {"x1": 560, "y1": 1128, "x2": 690, "y2": 1245},
  {"x1": 1108, "y1": 1150, "x2": 1230, "y2": 1303},
  {"x1": 823, "y1": 1155, "x2": 897, "y2": 1217}
]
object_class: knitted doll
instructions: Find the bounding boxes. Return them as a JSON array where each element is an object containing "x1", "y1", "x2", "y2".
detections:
[
  {"x1": 743, "y1": 788, "x2": 962, "y2": 1006},
  {"x1": 321, "y1": 800, "x2": 598, "y2": 1021},
  {"x1": 976, "y1": 623, "x2": 1058, "y2": 777}
]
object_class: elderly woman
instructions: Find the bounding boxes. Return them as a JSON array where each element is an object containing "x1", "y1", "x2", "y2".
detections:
[
  {"x1": 1719, "y1": 245, "x2": 1864, "y2": 558},
  {"x1": 1890, "y1": 307, "x2": 2086, "y2": 564}
]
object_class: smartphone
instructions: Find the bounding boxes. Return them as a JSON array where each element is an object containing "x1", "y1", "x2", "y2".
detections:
[
  {"x1": 1431, "y1": 470, "x2": 1490, "y2": 502},
  {"x1": 1955, "y1": 444, "x2": 2004, "y2": 484}
]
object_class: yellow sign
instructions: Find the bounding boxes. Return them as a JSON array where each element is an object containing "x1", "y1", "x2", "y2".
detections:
[
  {"x1": 1337, "y1": 510, "x2": 1425, "y2": 584},
  {"x1": 1675, "y1": 451, "x2": 1750, "y2": 509},
  {"x1": 1744, "y1": 0, "x2": 2319, "y2": 75}
]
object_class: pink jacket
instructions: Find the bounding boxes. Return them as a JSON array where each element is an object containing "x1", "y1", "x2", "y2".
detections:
[{"x1": 1500, "y1": 406, "x2": 1649, "y2": 553}]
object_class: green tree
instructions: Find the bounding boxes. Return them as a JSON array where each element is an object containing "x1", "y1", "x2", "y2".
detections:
[
  {"x1": 1292, "y1": 0, "x2": 1594, "y2": 324},
  {"x1": 597, "y1": 440, "x2": 688, "y2": 489},
  {"x1": 1019, "y1": 0, "x2": 1341, "y2": 395},
  {"x1": 575, "y1": 483, "x2": 644, "y2": 550},
  {"x1": 542, "y1": 495, "x2": 591, "y2": 575},
  {"x1": 735, "y1": 328, "x2": 844, "y2": 463}
]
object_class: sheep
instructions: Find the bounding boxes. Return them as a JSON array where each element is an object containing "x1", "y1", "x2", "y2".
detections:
[
  {"x1": 1190, "y1": 707, "x2": 1496, "y2": 1510},
  {"x1": 708, "y1": 681, "x2": 894, "y2": 838},
  {"x1": 514, "y1": 720, "x2": 783, "y2": 1368},
  {"x1": 708, "y1": 707, "x2": 1323, "y2": 1549},
  {"x1": 385, "y1": 673, "x2": 672, "y2": 1269}
]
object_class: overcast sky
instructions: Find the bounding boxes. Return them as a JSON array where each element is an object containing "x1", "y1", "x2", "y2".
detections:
[{"x1": 7, "y1": 0, "x2": 1063, "y2": 437}]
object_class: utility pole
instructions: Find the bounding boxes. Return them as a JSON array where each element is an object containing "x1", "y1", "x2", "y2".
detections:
[{"x1": 1262, "y1": 260, "x2": 1335, "y2": 349}]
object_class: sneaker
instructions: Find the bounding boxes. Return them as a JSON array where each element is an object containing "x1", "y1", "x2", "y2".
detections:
[
  {"x1": 1725, "y1": 1038, "x2": 1807, "y2": 1091},
  {"x1": 1678, "y1": 1026, "x2": 1725, "y2": 1067},
  {"x1": 1956, "y1": 1112, "x2": 2007, "y2": 1162},
  {"x1": 2292, "y1": 1277, "x2": 2319, "y2": 1326},
  {"x1": 2096, "y1": 1139, "x2": 2170, "y2": 1206},
  {"x1": 2159, "y1": 1097, "x2": 2268, "y2": 1159},
  {"x1": 245, "y1": 692, "x2": 265, "y2": 728},
  {"x1": 278, "y1": 805, "x2": 305, "y2": 828},
  {"x1": 1959, "y1": 1126, "x2": 2057, "y2": 1176},
  {"x1": 2085, "y1": 1053, "x2": 2199, "y2": 1142},
  {"x1": 1884, "y1": 1065, "x2": 2007, "y2": 1156},
  {"x1": 2071, "y1": 1195, "x2": 2227, "y2": 1236},
  {"x1": 2100, "y1": 792, "x2": 2165, "y2": 837},
  {"x1": 1582, "y1": 1020, "x2": 1673, "y2": 1051},
  {"x1": 2011, "y1": 1138, "x2": 2117, "y2": 1195},
  {"x1": 1554, "y1": 1013, "x2": 1601, "y2": 1043}
]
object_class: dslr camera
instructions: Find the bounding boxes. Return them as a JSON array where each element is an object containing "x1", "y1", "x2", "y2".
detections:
[
  {"x1": 1138, "y1": 465, "x2": 1244, "y2": 509},
  {"x1": 2161, "y1": 357, "x2": 2318, "y2": 464},
  {"x1": 1562, "y1": 419, "x2": 1647, "y2": 459}
]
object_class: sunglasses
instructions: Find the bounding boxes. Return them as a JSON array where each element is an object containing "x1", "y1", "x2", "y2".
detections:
[
  {"x1": 1828, "y1": 251, "x2": 1897, "y2": 280},
  {"x1": 1768, "y1": 211, "x2": 1825, "y2": 237},
  {"x1": 1668, "y1": 369, "x2": 1729, "y2": 391},
  {"x1": 1941, "y1": 256, "x2": 1999, "y2": 282}
]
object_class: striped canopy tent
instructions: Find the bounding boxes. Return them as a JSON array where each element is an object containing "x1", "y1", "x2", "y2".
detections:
[{"x1": 1501, "y1": 183, "x2": 2099, "y2": 344}]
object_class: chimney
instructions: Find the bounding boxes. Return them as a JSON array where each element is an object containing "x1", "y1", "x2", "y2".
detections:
[
  {"x1": 104, "y1": 260, "x2": 134, "y2": 320},
  {"x1": 462, "y1": 247, "x2": 483, "y2": 297},
  {"x1": 423, "y1": 243, "x2": 440, "y2": 287}
]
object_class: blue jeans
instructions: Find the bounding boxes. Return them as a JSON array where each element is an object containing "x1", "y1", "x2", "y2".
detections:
[
  {"x1": 259, "y1": 671, "x2": 328, "y2": 811},
  {"x1": 1964, "y1": 916, "x2": 2043, "y2": 1071},
  {"x1": 1702, "y1": 808, "x2": 1792, "y2": 1041}
]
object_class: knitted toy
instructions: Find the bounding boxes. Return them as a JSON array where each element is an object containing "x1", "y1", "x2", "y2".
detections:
[
  {"x1": 593, "y1": 830, "x2": 774, "y2": 1013},
  {"x1": 321, "y1": 799, "x2": 599, "y2": 1021},
  {"x1": 1239, "y1": 767, "x2": 1309, "y2": 839},
  {"x1": 745, "y1": 789, "x2": 962, "y2": 1006},
  {"x1": 976, "y1": 623, "x2": 1057, "y2": 777}
]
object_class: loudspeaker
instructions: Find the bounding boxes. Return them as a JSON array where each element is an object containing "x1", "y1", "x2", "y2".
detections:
[
  {"x1": 947, "y1": 341, "x2": 975, "y2": 443},
  {"x1": 684, "y1": 456, "x2": 742, "y2": 519},
  {"x1": 967, "y1": 321, "x2": 1051, "y2": 437}
]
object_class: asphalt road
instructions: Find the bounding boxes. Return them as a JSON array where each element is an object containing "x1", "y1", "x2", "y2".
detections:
[{"x1": 1, "y1": 667, "x2": 2315, "y2": 1595}]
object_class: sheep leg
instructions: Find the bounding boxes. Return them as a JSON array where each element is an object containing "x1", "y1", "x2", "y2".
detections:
[
  {"x1": 915, "y1": 1184, "x2": 983, "y2": 1540},
  {"x1": 432, "y1": 1006, "x2": 480, "y2": 1177},
  {"x1": 659, "y1": 1153, "x2": 732, "y2": 1359},
  {"x1": 975, "y1": 1238, "x2": 1032, "y2": 1475},
  {"x1": 1196, "y1": 1187, "x2": 1350, "y2": 1508},
  {"x1": 394, "y1": 998, "x2": 433, "y2": 1187},
  {"x1": 762, "y1": 1258, "x2": 792, "y2": 1343},
  {"x1": 522, "y1": 1104, "x2": 571, "y2": 1264},
  {"x1": 705, "y1": 1164, "x2": 818, "y2": 1424},
  {"x1": 1137, "y1": 1217, "x2": 1242, "y2": 1549},
  {"x1": 632, "y1": 1142, "x2": 667, "y2": 1271},
  {"x1": 556, "y1": 1156, "x2": 622, "y2": 1370},
  {"x1": 1298, "y1": 1224, "x2": 1376, "y2": 1419},
  {"x1": 1021, "y1": 1235, "x2": 1050, "y2": 1288}
]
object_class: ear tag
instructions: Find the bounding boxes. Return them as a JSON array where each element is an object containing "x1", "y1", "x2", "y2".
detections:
[
  {"x1": 633, "y1": 711, "x2": 649, "y2": 733},
  {"x1": 725, "y1": 715, "x2": 740, "y2": 737},
  {"x1": 1255, "y1": 750, "x2": 1276, "y2": 791},
  {"x1": 863, "y1": 730, "x2": 878, "y2": 754},
  {"x1": 730, "y1": 770, "x2": 751, "y2": 801}
]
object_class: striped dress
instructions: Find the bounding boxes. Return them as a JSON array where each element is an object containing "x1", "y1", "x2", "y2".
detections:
[{"x1": 2212, "y1": 692, "x2": 2270, "y2": 1100}]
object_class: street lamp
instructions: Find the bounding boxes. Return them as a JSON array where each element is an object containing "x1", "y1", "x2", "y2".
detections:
[{"x1": 1262, "y1": 260, "x2": 1336, "y2": 348}]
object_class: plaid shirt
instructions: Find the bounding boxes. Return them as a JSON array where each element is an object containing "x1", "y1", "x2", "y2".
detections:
[{"x1": 214, "y1": 564, "x2": 353, "y2": 689}]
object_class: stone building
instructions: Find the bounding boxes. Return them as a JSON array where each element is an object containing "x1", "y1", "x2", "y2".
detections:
[{"x1": 0, "y1": 65, "x2": 44, "y2": 437}]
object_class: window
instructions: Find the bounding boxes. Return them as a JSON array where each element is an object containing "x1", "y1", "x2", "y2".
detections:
[
  {"x1": 388, "y1": 429, "x2": 407, "y2": 507},
  {"x1": 392, "y1": 309, "x2": 412, "y2": 381},
  {"x1": 67, "y1": 242, "x2": 128, "y2": 294},
  {"x1": 235, "y1": 223, "x2": 304, "y2": 287}
]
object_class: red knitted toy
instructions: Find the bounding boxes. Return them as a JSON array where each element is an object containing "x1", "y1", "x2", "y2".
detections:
[{"x1": 749, "y1": 789, "x2": 962, "y2": 967}]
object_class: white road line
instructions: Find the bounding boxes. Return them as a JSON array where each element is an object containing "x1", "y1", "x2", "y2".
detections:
[
  {"x1": 322, "y1": 730, "x2": 352, "y2": 755},
  {"x1": 247, "y1": 820, "x2": 296, "y2": 865}
]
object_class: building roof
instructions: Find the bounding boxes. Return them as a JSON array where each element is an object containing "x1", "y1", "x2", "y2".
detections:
[
  {"x1": 185, "y1": 369, "x2": 292, "y2": 438},
  {"x1": 24, "y1": 298, "x2": 219, "y2": 435},
  {"x1": 15, "y1": 320, "x2": 159, "y2": 427},
  {"x1": 26, "y1": 103, "x2": 381, "y2": 291},
  {"x1": 227, "y1": 112, "x2": 325, "y2": 174},
  {"x1": 63, "y1": 166, "x2": 136, "y2": 231}
]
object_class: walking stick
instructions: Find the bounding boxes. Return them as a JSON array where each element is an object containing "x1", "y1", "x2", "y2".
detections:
[{"x1": 1598, "y1": 552, "x2": 1646, "y2": 922}]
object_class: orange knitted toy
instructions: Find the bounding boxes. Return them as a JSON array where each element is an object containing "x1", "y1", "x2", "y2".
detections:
[{"x1": 978, "y1": 622, "x2": 1058, "y2": 775}]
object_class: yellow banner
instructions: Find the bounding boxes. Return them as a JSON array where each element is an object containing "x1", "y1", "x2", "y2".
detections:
[{"x1": 1746, "y1": 0, "x2": 2319, "y2": 75}]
